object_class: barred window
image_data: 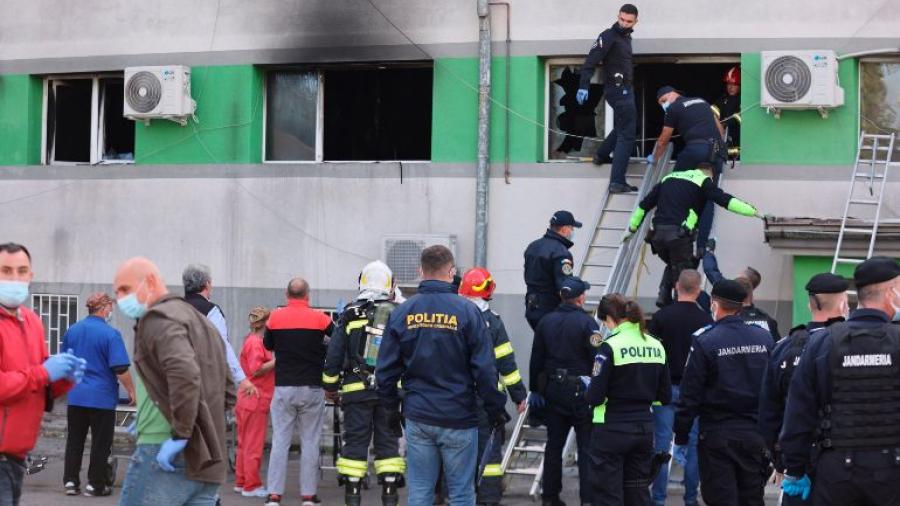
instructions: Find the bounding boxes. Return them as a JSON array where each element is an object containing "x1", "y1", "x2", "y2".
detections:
[{"x1": 31, "y1": 294, "x2": 79, "y2": 355}]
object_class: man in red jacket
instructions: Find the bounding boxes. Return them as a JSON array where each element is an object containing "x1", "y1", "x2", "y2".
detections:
[{"x1": 0, "y1": 242, "x2": 84, "y2": 505}]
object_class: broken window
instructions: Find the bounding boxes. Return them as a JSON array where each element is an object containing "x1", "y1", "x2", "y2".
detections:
[
  {"x1": 546, "y1": 60, "x2": 607, "y2": 161},
  {"x1": 265, "y1": 70, "x2": 320, "y2": 161},
  {"x1": 45, "y1": 75, "x2": 135, "y2": 164},
  {"x1": 860, "y1": 60, "x2": 900, "y2": 137}
]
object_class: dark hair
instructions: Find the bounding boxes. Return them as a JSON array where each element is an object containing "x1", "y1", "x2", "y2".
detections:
[
  {"x1": 676, "y1": 269, "x2": 702, "y2": 293},
  {"x1": 0, "y1": 243, "x2": 31, "y2": 261},
  {"x1": 712, "y1": 297, "x2": 743, "y2": 313},
  {"x1": 734, "y1": 277, "x2": 754, "y2": 302},
  {"x1": 596, "y1": 293, "x2": 646, "y2": 336},
  {"x1": 287, "y1": 277, "x2": 309, "y2": 299},
  {"x1": 620, "y1": 3, "x2": 638, "y2": 16},
  {"x1": 857, "y1": 282, "x2": 886, "y2": 305},
  {"x1": 743, "y1": 266, "x2": 761, "y2": 289},
  {"x1": 420, "y1": 245, "x2": 455, "y2": 277}
]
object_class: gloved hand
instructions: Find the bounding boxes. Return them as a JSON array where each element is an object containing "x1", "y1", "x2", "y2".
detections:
[
  {"x1": 579, "y1": 375, "x2": 591, "y2": 389},
  {"x1": 576, "y1": 88, "x2": 589, "y2": 105},
  {"x1": 782, "y1": 474, "x2": 812, "y2": 500},
  {"x1": 43, "y1": 352, "x2": 79, "y2": 382},
  {"x1": 335, "y1": 298, "x2": 346, "y2": 315},
  {"x1": 673, "y1": 444, "x2": 688, "y2": 467},
  {"x1": 388, "y1": 410, "x2": 404, "y2": 438},
  {"x1": 156, "y1": 438, "x2": 188, "y2": 472},
  {"x1": 64, "y1": 349, "x2": 87, "y2": 384},
  {"x1": 528, "y1": 392, "x2": 546, "y2": 408},
  {"x1": 646, "y1": 153, "x2": 654, "y2": 165},
  {"x1": 126, "y1": 419, "x2": 138, "y2": 437},
  {"x1": 488, "y1": 408, "x2": 512, "y2": 429},
  {"x1": 622, "y1": 228, "x2": 636, "y2": 243}
]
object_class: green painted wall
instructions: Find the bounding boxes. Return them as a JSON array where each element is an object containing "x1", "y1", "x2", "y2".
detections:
[
  {"x1": 135, "y1": 65, "x2": 263, "y2": 164},
  {"x1": 741, "y1": 53, "x2": 859, "y2": 166},
  {"x1": 792, "y1": 256, "x2": 855, "y2": 326},
  {"x1": 431, "y1": 56, "x2": 544, "y2": 163},
  {"x1": 0, "y1": 75, "x2": 43, "y2": 165}
]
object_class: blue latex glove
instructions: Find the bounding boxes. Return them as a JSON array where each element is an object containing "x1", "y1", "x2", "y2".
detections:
[
  {"x1": 43, "y1": 353, "x2": 78, "y2": 382},
  {"x1": 646, "y1": 153, "x2": 654, "y2": 164},
  {"x1": 673, "y1": 444, "x2": 688, "y2": 466},
  {"x1": 579, "y1": 376, "x2": 592, "y2": 389},
  {"x1": 528, "y1": 392, "x2": 546, "y2": 408},
  {"x1": 782, "y1": 474, "x2": 812, "y2": 500},
  {"x1": 156, "y1": 438, "x2": 188, "y2": 472},
  {"x1": 335, "y1": 298, "x2": 346, "y2": 315},
  {"x1": 64, "y1": 349, "x2": 87, "y2": 384},
  {"x1": 126, "y1": 420, "x2": 137, "y2": 437},
  {"x1": 576, "y1": 88, "x2": 589, "y2": 105}
]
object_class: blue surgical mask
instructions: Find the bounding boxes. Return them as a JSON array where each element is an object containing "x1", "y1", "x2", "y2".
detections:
[
  {"x1": 117, "y1": 281, "x2": 148, "y2": 320},
  {"x1": 0, "y1": 280, "x2": 29, "y2": 308},
  {"x1": 661, "y1": 101, "x2": 670, "y2": 112}
]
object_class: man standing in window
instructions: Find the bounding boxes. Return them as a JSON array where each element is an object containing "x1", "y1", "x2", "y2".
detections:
[
  {"x1": 577, "y1": 3, "x2": 640, "y2": 194},
  {"x1": 62, "y1": 293, "x2": 135, "y2": 497},
  {"x1": 0, "y1": 242, "x2": 83, "y2": 506}
]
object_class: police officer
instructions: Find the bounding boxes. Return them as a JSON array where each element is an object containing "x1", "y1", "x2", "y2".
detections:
[
  {"x1": 735, "y1": 277, "x2": 782, "y2": 342},
  {"x1": 377, "y1": 245, "x2": 509, "y2": 506},
  {"x1": 523, "y1": 210, "x2": 581, "y2": 330},
  {"x1": 757, "y1": 272, "x2": 848, "y2": 503},
  {"x1": 323, "y1": 261, "x2": 405, "y2": 506},
  {"x1": 626, "y1": 162, "x2": 761, "y2": 307},
  {"x1": 529, "y1": 277, "x2": 602, "y2": 506},
  {"x1": 780, "y1": 257, "x2": 900, "y2": 503},
  {"x1": 674, "y1": 279, "x2": 775, "y2": 506},
  {"x1": 587, "y1": 293, "x2": 671, "y2": 506},
  {"x1": 458, "y1": 267, "x2": 528, "y2": 506},
  {"x1": 711, "y1": 66, "x2": 742, "y2": 163},
  {"x1": 577, "y1": 3, "x2": 640, "y2": 194},
  {"x1": 650, "y1": 86, "x2": 726, "y2": 174}
]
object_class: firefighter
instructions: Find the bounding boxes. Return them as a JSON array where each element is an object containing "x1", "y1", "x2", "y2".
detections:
[
  {"x1": 458, "y1": 267, "x2": 528, "y2": 506},
  {"x1": 711, "y1": 66, "x2": 741, "y2": 163},
  {"x1": 322, "y1": 260, "x2": 405, "y2": 506}
]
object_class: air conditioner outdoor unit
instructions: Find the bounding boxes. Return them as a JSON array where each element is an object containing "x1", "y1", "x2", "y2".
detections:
[
  {"x1": 761, "y1": 50, "x2": 844, "y2": 119},
  {"x1": 123, "y1": 65, "x2": 196, "y2": 125},
  {"x1": 382, "y1": 234, "x2": 458, "y2": 286}
]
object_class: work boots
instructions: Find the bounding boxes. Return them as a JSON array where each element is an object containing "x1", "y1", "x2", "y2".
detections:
[
  {"x1": 380, "y1": 473, "x2": 403, "y2": 506},
  {"x1": 344, "y1": 478, "x2": 362, "y2": 506}
]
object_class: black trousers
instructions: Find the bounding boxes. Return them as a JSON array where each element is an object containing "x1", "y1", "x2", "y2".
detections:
[
  {"x1": 476, "y1": 409, "x2": 505, "y2": 504},
  {"x1": 0, "y1": 457, "x2": 25, "y2": 506},
  {"x1": 525, "y1": 293, "x2": 558, "y2": 330},
  {"x1": 543, "y1": 381, "x2": 594, "y2": 503},
  {"x1": 697, "y1": 431, "x2": 766, "y2": 506},
  {"x1": 63, "y1": 405, "x2": 116, "y2": 488},
  {"x1": 810, "y1": 449, "x2": 900, "y2": 505},
  {"x1": 340, "y1": 400, "x2": 400, "y2": 474},
  {"x1": 650, "y1": 226, "x2": 696, "y2": 306},
  {"x1": 590, "y1": 422, "x2": 653, "y2": 506}
]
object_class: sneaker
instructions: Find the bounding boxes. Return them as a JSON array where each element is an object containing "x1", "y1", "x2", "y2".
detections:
[
  {"x1": 242, "y1": 487, "x2": 268, "y2": 498},
  {"x1": 301, "y1": 495, "x2": 322, "y2": 506},
  {"x1": 608, "y1": 182, "x2": 638, "y2": 194},
  {"x1": 64, "y1": 481, "x2": 80, "y2": 496},
  {"x1": 232, "y1": 486, "x2": 243, "y2": 493},
  {"x1": 83, "y1": 484, "x2": 112, "y2": 497},
  {"x1": 264, "y1": 494, "x2": 282, "y2": 506}
]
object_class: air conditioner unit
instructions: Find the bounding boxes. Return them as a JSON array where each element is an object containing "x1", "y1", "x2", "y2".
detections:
[
  {"x1": 382, "y1": 234, "x2": 458, "y2": 286},
  {"x1": 123, "y1": 65, "x2": 196, "y2": 125},
  {"x1": 761, "y1": 50, "x2": 844, "y2": 118}
]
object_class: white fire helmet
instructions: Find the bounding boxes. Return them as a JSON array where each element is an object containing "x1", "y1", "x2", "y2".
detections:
[{"x1": 358, "y1": 260, "x2": 393, "y2": 297}]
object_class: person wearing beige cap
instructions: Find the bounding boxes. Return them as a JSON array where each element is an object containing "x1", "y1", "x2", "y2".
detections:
[
  {"x1": 61, "y1": 292, "x2": 135, "y2": 497},
  {"x1": 234, "y1": 306, "x2": 275, "y2": 498}
]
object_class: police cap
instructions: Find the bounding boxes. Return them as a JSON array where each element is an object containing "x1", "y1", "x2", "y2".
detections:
[
  {"x1": 711, "y1": 279, "x2": 747, "y2": 305},
  {"x1": 805, "y1": 272, "x2": 849, "y2": 295},
  {"x1": 560, "y1": 276, "x2": 590, "y2": 299},
  {"x1": 550, "y1": 210, "x2": 582, "y2": 228},
  {"x1": 854, "y1": 256, "x2": 900, "y2": 289}
]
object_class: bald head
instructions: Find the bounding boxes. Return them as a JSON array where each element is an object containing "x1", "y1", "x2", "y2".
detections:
[
  {"x1": 287, "y1": 277, "x2": 309, "y2": 300},
  {"x1": 114, "y1": 257, "x2": 167, "y2": 306}
]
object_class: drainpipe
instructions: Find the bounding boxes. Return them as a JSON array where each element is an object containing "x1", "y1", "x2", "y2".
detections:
[
  {"x1": 489, "y1": 1, "x2": 511, "y2": 184},
  {"x1": 474, "y1": 0, "x2": 491, "y2": 267}
]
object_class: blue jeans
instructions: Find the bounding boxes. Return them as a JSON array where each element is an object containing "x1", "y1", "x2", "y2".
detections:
[
  {"x1": 0, "y1": 458, "x2": 24, "y2": 506},
  {"x1": 651, "y1": 385, "x2": 699, "y2": 506},
  {"x1": 406, "y1": 419, "x2": 478, "y2": 506},
  {"x1": 118, "y1": 444, "x2": 219, "y2": 506}
]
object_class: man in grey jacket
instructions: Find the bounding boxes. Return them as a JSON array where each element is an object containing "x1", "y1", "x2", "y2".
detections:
[{"x1": 114, "y1": 257, "x2": 236, "y2": 505}]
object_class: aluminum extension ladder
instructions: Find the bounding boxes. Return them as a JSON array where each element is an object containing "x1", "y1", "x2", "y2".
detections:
[
  {"x1": 500, "y1": 145, "x2": 673, "y2": 498},
  {"x1": 831, "y1": 132, "x2": 895, "y2": 275}
]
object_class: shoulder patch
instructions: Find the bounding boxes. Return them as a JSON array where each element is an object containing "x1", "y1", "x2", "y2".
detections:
[
  {"x1": 692, "y1": 324, "x2": 714, "y2": 337},
  {"x1": 592, "y1": 35, "x2": 603, "y2": 49},
  {"x1": 590, "y1": 332, "x2": 604, "y2": 348},
  {"x1": 561, "y1": 258, "x2": 574, "y2": 275},
  {"x1": 592, "y1": 353, "x2": 607, "y2": 376}
]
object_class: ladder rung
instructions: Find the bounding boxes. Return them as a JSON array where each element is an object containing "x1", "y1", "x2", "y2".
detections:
[
  {"x1": 602, "y1": 208, "x2": 634, "y2": 213},
  {"x1": 513, "y1": 445, "x2": 546, "y2": 453},
  {"x1": 855, "y1": 173, "x2": 885, "y2": 179},
  {"x1": 506, "y1": 468, "x2": 542, "y2": 476},
  {"x1": 583, "y1": 263, "x2": 613, "y2": 268},
  {"x1": 841, "y1": 228, "x2": 873, "y2": 234},
  {"x1": 596, "y1": 226, "x2": 625, "y2": 231},
  {"x1": 588, "y1": 244, "x2": 619, "y2": 249},
  {"x1": 849, "y1": 199, "x2": 880, "y2": 205},
  {"x1": 863, "y1": 133, "x2": 896, "y2": 140},
  {"x1": 837, "y1": 258, "x2": 865, "y2": 264}
]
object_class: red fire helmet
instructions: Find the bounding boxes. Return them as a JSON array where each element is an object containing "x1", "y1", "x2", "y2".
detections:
[{"x1": 458, "y1": 267, "x2": 496, "y2": 300}]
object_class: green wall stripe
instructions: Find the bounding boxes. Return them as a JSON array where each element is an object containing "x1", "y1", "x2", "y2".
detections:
[
  {"x1": 791, "y1": 256, "x2": 856, "y2": 327},
  {"x1": 0, "y1": 74, "x2": 42, "y2": 165}
]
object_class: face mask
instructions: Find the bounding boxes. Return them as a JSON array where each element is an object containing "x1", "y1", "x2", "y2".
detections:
[
  {"x1": 661, "y1": 101, "x2": 670, "y2": 112},
  {"x1": 0, "y1": 280, "x2": 29, "y2": 308},
  {"x1": 892, "y1": 288, "x2": 900, "y2": 322},
  {"x1": 569, "y1": 229, "x2": 576, "y2": 241},
  {"x1": 117, "y1": 280, "x2": 148, "y2": 320}
]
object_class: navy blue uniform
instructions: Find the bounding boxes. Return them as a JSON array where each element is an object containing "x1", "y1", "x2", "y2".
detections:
[
  {"x1": 666, "y1": 96, "x2": 724, "y2": 173},
  {"x1": 675, "y1": 315, "x2": 774, "y2": 506},
  {"x1": 376, "y1": 280, "x2": 506, "y2": 429},
  {"x1": 529, "y1": 303, "x2": 602, "y2": 504},
  {"x1": 780, "y1": 309, "x2": 900, "y2": 504},
  {"x1": 579, "y1": 23, "x2": 636, "y2": 186},
  {"x1": 523, "y1": 229, "x2": 575, "y2": 329}
]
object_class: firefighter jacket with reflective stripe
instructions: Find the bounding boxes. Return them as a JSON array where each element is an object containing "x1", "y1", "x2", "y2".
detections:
[
  {"x1": 482, "y1": 309, "x2": 528, "y2": 405},
  {"x1": 585, "y1": 321, "x2": 671, "y2": 424},
  {"x1": 323, "y1": 299, "x2": 397, "y2": 403}
]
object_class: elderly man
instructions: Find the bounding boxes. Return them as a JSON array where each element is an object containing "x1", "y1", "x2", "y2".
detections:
[
  {"x1": 182, "y1": 264, "x2": 256, "y2": 397},
  {"x1": 0, "y1": 242, "x2": 83, "y2": 506},
  {"x1": 62, "y1": 293, "x2": 134, "y2": 497},
  {"x1": 114, "y1": 257, "x2": 235, "y2": 506}
]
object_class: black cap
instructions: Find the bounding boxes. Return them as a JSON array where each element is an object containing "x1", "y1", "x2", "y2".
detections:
[
  {"x1": 550, "y1": 210, "x2": 582, "y2": 228},
  {"x1": 560, "y1": 276, "x2": 590, "y2": 299},
  {"x1": 854, "y1": 256, "x2": 900, "y2": 289},
  {"x1": 656, "y1": 85, "x2": 678, "y2": 100},
  {"x1": 711, "y1": 279, "x2": 748, "y2": 305},
  {"x1": 805, "y1": 272, "x2": 849, "y2": 294}
]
